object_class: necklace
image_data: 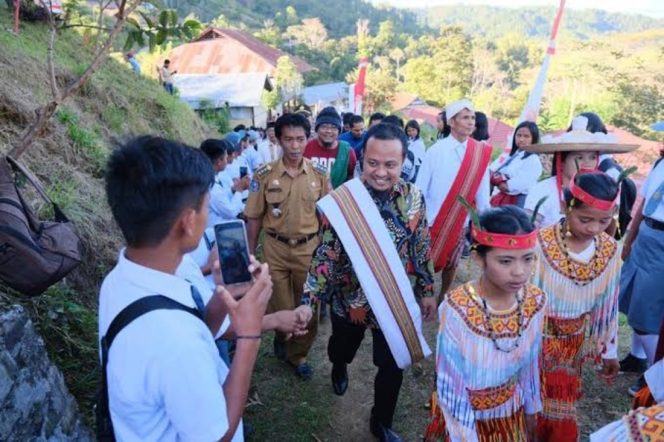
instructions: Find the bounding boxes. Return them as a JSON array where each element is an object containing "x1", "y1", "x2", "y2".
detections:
[
  {"x1": 471, "y1": 279, "x2": 525, "y2": 353},
  {"x1": 557, "y1": 221, "x2": 597, "y2": 260}
]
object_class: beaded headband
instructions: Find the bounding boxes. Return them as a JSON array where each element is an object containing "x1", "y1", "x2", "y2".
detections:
[
  {"x1": 470, "y1": 225, "x2": 538, "y2": 250},
  {"x1": 457, "y1": 196, "x2": 543, "y2": 250},
  {"x1": 568, "y1": 173, "x2": 616, "y2": 211}
]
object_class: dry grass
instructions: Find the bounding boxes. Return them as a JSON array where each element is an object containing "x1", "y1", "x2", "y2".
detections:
[{"x1": 0, "y1": 15, "x2": 215, "y2": 425}]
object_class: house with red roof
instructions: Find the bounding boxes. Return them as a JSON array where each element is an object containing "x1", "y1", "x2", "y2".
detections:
[
  {"x1": 167, "y1": 27, "x2": 314, "y2": 127},
  {"x1": 169, "y1": 27, "x2": 314, "y2": 76}
]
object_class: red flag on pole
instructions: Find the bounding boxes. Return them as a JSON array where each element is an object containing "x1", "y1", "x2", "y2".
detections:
[{"x1": 354, "y1": 58, "x2": 368, "y2": 115}]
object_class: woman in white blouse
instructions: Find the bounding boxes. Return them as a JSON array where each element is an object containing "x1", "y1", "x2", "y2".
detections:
[{"x1": 489, "y1": 121, "x2": 542, "y2": 208}]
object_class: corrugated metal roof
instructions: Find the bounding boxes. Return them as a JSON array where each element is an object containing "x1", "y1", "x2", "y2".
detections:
[
  {"x1": 301, "y1": 82, "x2": 348, "y2": 106},
  {"x1": 173, "y1": 73, "x2": 271, "y2": 109},
  {"x1": 169, "y1": 27, "x2": 314, "y2": 76},
  {"x1": 389, "y1": 92, "x2": 424, "y2": 111}
]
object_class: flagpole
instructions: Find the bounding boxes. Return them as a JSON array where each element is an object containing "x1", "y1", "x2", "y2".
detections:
[{"x1": 517, "y1": 0, "x2": 566, "y2": 123}]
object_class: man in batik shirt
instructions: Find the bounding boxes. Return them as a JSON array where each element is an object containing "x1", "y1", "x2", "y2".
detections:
[{"x1": 299, "y1": 123, "x2": 436, "y2": 442}]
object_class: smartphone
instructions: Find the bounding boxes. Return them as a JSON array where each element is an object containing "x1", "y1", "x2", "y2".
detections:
[
  {"x1": 214, "y1": 220, "x2": 253, "y2": 286},
  {"x1": 239, "y1": 166, "x2": 248, "y2": 178}
]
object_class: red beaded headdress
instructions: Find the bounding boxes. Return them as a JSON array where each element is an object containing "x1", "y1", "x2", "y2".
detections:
[
  {"x1": 470, "y1": 225, "x2": 539, "y2": 250},
  {"x1": 568, "y1": 173, "x2": 617, "y2": 211},
  {"x1": 457, "y1": 196, "x2": 543, "y2": 250}
]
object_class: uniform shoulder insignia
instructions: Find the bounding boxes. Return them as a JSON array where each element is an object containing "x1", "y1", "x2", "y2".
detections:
[
  {"x1": 254, "y1": 164, "x2": 272, "y2": 179},
  {"x1": 313, "y1": 161, "x2": 327, "y2": 175}
]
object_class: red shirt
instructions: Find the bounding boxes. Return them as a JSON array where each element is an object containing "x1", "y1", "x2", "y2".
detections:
[{"x1": 303, "y1": 139, "x2": 357, "y2": 181}]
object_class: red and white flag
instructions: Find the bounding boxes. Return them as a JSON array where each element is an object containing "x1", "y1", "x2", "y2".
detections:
[{"x1": 353, "y1": 58, "x2": 369, "y2": 115}]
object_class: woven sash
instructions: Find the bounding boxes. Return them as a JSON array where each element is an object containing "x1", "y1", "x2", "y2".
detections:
[
  {"x1": 317, "y1": 178, "x2": 431, "y2": 368},
  {"x1": 430, "y1": 139, "x2": 492, "y2": 271}
]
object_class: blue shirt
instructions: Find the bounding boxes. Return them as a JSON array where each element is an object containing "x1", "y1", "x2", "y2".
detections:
[{"x1": 338, "y1": 131, "x2": 365, "y2": 157}]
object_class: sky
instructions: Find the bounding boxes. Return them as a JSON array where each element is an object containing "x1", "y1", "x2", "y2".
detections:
[{"x1": 374, "y1": 0, "x2": 664, "y2": 18}]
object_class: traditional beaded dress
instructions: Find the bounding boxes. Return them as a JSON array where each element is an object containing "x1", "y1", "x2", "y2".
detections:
[
  {"x1": 533, "y1": 223, "x2": 621, "y2": 441},
  {"x1": 425, "y1": 282, "x2": 546, "y2": 442}
]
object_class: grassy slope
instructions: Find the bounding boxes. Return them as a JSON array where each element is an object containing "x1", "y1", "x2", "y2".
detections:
[{"x1": 0, "y1": 12, "x2": 214, "y2": 423}]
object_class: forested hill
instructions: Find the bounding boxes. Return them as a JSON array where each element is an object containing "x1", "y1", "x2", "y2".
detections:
[
  {"x1": 417, "y1": 5, "x2": 664, "y2": 40},
  {"x1": 173, "y1": 0, "x2": 419, "y2": 38}
]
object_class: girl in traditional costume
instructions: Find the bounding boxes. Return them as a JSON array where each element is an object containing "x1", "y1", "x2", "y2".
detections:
[
  {"x1": 533, "y1": 171, "x2": 626, "y2": 441},
  {"x1": 425, "y1": 204, "x2": 546, "y2": 442},
  {"x1": 490, "y1": 121, "x2": 543, "y2": 208},
  {"x1": 524, "y1": 115, "x2": 638, "y2": 228}
]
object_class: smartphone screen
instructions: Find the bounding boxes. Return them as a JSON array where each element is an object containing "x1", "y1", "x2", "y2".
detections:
[
  {"x1": 214, "y1": 220, "x2": 252, "y2": 285},
  {"x1": 239, "y1": 166, "x2": 248, "y2": 178}
]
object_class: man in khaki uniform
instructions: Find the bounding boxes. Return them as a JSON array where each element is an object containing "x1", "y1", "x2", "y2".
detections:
[{"x1": 245, "y1": 113, "x2": 329, "y2": 380}]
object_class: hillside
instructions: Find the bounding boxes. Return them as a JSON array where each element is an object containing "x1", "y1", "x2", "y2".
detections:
[
  {"x1": 0, "y1": 13, "x2": 214, "y2": 419},
  {"x1": 176, "y1": 0, "x2": 420, "y2": 38},
  {"x1": 417, "y1": 5, "x2": 664, "y2": 39}
]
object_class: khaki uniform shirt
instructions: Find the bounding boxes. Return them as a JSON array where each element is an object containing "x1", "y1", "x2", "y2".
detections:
[{"x1": 244, "y1": 158, "x2": 329, "y2": 237}]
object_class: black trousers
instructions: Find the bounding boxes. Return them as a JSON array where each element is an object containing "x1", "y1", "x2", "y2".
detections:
[{"x1": 327, "y1": 313, "x2": 403, "y2": 428}]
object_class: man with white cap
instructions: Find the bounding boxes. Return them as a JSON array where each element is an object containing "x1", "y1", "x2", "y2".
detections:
[{"x1": 416, "y1": 99, "x2": 492, "y2": 297}]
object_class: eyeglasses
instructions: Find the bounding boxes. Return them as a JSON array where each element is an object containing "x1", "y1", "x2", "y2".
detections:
[{"x1": 318, "y1": 124, "x2": 339, "y2": 132}]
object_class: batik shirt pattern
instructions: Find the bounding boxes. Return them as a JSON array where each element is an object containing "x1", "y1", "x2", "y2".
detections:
[{"x1": 302, "y1": 180, "x2": 435, "y2": 328}]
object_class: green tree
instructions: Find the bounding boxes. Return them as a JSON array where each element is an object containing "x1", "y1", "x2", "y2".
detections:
[
  {"x1": 356, "y1": 19, "x2": 371, "y2": 58},
  {"x1": 610, "y1": 73, "x2": 664, "y2": 138},
  {"x1": 124, "y1": 9, "x2": 202, "y2": 52},
  {"x1": 495, "y1": 33, "x2": 531, "y2": 88},
  {"x1": 273, "y1": 56, "x2": 303, "y2": 110},
  {"x1": 389, "y1": 47, "x2": 404, "y2": 80},
  {"x1": 285, "y1": 18, "x2": 328, "y2": 51},
  {"x1": 254, "y1": 19, "x2": 282, "y2": 46},
  {"x1": 346, "y1": 64, "x2": 397, "y2": 112}
]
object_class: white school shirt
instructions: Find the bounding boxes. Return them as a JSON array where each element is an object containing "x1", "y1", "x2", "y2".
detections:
[
  {"x1": 257, "y1": 140, "x2": 282, "y2": 165},
  {"x1": 642, "y1": 159, "x2": 664, "y2": 222},
  {"x1": 98, "y1": 250, "x2": 241, "y2": 442},
  {"x1": 415, "y1": 136, "x2": 491, "y2": 226},
  {"x1": 208, "y1": 176, "x2": 244, "y2": 228},
  {"x1": 176, "y1": 254, "x2": 231, "y2": 340},
  {"x1": 524, "y1": 176, "x2": 562, "y2": 227},
  {"x1": 489, "y1": 151, "x2": 543, "y2": 195},
  {"x1": 241, "y1": 147, "x2": 262, "y2": 173}
]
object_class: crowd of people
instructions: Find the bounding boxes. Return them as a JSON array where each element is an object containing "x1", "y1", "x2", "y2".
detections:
[{"x1": 98, "y1": 98, "x2": 664, "y2": 442}]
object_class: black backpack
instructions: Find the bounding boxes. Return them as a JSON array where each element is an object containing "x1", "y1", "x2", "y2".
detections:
[
  {"x1": 598, "y1": 157, "x2": 637, "y2": 238},
  {"x1": 96, "y1": 296, "x2": 202, "y2": 441}
]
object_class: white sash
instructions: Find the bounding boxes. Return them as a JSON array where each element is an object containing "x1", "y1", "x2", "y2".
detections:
[{"x1": 317, "y1": 178, "x2": 431, "y2": 368}]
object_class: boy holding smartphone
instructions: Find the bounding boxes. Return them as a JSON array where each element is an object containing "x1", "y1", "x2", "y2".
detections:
[{"x1": 100, "y1": 136, "x2": 273, "y2": 441}]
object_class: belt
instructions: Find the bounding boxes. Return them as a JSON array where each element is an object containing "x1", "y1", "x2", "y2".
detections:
[
  {"x1": 645, "y1": 217, "x2": 664, "y2": 231},
  {"x1": 267, "y1": 232, "x2": 317, "y2": 246}
]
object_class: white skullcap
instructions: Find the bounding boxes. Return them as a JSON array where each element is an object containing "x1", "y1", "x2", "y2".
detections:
[{"x1": 445, "y1": 99, "x2": 475, "y2": 123}]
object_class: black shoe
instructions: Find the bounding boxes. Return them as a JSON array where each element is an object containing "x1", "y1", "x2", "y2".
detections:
[
  {"x1": 628, "y1": 375, "x2": 647, "y2": 397},
  {"x1": 370, "y1": 414, "x2": 402, "y2": 442},
  {"x1": 273, "y1": 339, "x2": 286, "y2": 361},
  {"x1": 620, "y1": 353, "x2": 649, "y2": 374},
  {"x1": 294, "y1": 362, "x2": 314, "y2": 380},
  {"x1": 331, "y1": 363, "x2": 348, "y2": 396}
]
